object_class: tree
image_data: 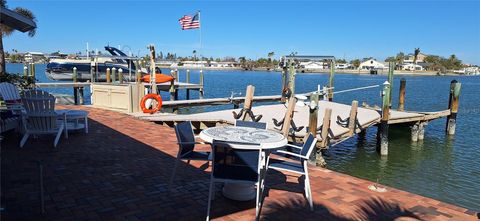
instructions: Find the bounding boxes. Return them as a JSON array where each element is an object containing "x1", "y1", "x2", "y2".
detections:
[
  {"x1": 385, "y1": 56, "x2": 396, "y2": 62},
  {"x1": 0, "y1": 0, "x2": 37, "y2": 75},
  {"x1": 395, "y1": 52, "x2": 405, "y2": 64},
  {"x1": 336, "y1": 59, "x2": 347, "y2": 64},
  {"x1": 413, "y1": 48, "x2": 420, "y2": 64},
  {"x1": 192, "y1": 50, "x2": 197, "y2": 61},
  {"x1": 351, "y1": 59, "x2": 361, "y2": 69}
]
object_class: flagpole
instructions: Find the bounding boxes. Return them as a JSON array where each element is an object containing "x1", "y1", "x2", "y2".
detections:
[{"x1": 198, "y1": 10, "x2": 202, "y2": 72}]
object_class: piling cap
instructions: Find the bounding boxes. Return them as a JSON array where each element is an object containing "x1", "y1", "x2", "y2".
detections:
[{"x1": 383, "y1": 81, "x2": 390, "y2": 86}]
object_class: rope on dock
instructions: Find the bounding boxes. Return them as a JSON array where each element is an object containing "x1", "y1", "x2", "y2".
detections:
[{"x1": 333, "y1": 84, "x2": 380, "y2": 94}]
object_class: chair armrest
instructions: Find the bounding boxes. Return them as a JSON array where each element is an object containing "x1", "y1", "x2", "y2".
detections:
[
  {"x1": 274, "y1": 150, "x2": 308, "y2": 160},
  {"x1": 177, "y1": 141, "x2": 207, "y2": 145},
  {"x1": 284, "y1": 143, "x2": 302, "y2": 149}
]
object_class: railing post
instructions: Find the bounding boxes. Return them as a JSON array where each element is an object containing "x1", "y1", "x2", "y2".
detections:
[
  {"x1": 328, "y1": 61, "x2": 335, "y2": 101},
  {"x1": 398, "y1": 78, "x2": 406, "y2": 111},
  {"x1": 111, "y1": 67, "x2": 117, "y2": 83},
  {"x1": 169, "y1": 70, "x2": 175, "y2": 101},
  {"x1": 347, "y1": 100, "x2": 359, "y2": 136},
  {"x1": 446, "y1": 80, "x2": 461, "y2": 135},
  {"x1": 308, "y1": 93, "x2": 319, "y2": 165},
  {"x1": 186, "y1": 69, "x2": 190, "y2": 100},
  {"x1": 106, "y1": 68, "x2": 111, "y2": 83},
  {"x1": 377, "y1": 81, "x2": 390, "y2": 155}
]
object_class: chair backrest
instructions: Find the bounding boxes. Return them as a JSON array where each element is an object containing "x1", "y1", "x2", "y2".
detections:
[
  {"x1": 234, "y1": 120, "x2": 267, "y2": 130},
  {"x1": 300, "y1": 133, "x2": 318, "y2": 158},
  {"x1": 211, "y1": 140, "x2": 260, "y2": 182},
  {"x1": 21, "y1": 90, "x2": 58, "y2": 131},
  {"x1": 0, "y1": 82, "x2": 21, "y2": 102},
  {"x1": 174, "y1": 121, "x2": 195, "y2": 156}
]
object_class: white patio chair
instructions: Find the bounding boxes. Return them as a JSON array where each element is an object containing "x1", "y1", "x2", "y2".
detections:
[
  {"x1": 20, "y1": 90, "x2": 65, "y2": 148},
  {"x1": 265, "y1": 133, "x2": 318, "y2": 211},
  {"x1": 206, "y1": 140, "x2": 264, "y2": 221},
  {"x1": 0, "y1": 82, "x2": 21, "y2": 103},
  {"x1": 169, "y1": 121, "x2": 211, "y2": 189},
  {"x1": 234, "y1": 120, "x2": 267, "y2": 129}
]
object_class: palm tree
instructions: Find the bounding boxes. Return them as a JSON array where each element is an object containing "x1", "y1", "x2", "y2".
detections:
[
  {"x1": 0, "y1": 0, "x2": 37, "y2": 75},
  {"x1": 192, "y1": 50, "x2": 197, "y2": 61},
  {"x1": 413, "y1": 48, "x2": 420, "y2": 64}
]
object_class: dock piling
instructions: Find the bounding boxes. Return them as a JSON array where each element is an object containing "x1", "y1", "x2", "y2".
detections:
[
  {"x1": 288, "y1": 60, "x2": 296, "y2": 96},
  {"x1": 186, "y1": 69, "x2": 190, "y2": 100},
  {"x1": 118, "y1": 68, "x2": 123, "y2": 83},
  {"x1": 320, "y1": 108, "x2": 332, "y2": 148},
  {"x1": 106, "y1": 68, "x2": 111, "y2": 83},
  {"x1": 411, "y1": 123, "x2": 419, "y2": 142},
  {"x1": 328, "y1": 61, "x2": 335, "y2": 101},
  {"x1": 446, "y1": 80, "x2": 461, "y2": 135},
  {"x1": 136, "y1": 70, "x2": 142, "y2": 83},
  {"x1": 281, "y1": 68, "x2": 287, "y2": 102},
  {"x1": 388, "y1": 62, "x2": 395, "y2": 107},
  {"x1": 23, "y1": 65, "x2": 28, "y2": 77},
  {"x1": 418, "y1": 122, "x2": 426, "y2": 140},
  {"x1": 398, "y1": 78, "x2": 406, "y2": 111},
  {"x1": 377, "y1": 81, "x2": 390, "y2": 155},
  {"x1": 169, "y1": 70, "x2": 175, "y2": 101},
  {"x1": 111, "y1": 67, "x2": 117, "y2": 83},
  {"x1": 73, "y1": 67, "x2": 78, "y2": 105},
  {"x1": 308, "y1": 93, "x2": 319, "y2": 165},
  {"x1": 199, "y1": 70, "x2": 204, "y2": 99},
  {"x1": 347, "y1": 100, "x2": 359, "y2": 136}
]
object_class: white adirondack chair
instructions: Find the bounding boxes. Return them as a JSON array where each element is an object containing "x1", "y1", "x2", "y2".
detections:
[
  {"x1": 20, "y1": 90, "x2": 65, "y2": 148},
  {"x1": 0, "y1": 82, "x2": 22, "y2": 103}
]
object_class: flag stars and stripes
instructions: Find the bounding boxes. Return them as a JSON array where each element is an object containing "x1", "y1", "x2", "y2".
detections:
[{"x1": 179, "y1": 12, "x2": 200, "y2": 30}]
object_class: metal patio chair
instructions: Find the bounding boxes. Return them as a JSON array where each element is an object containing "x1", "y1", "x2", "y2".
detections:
[
  {"x1": 265, "y1": 133, "x2": 317, "y2": 211},
  {"x1": 206, "y1": 140, "x2": 264, "y2": 221},
  {"x1": 169, "y1": 121, "x2": 211, "y2": 188}
]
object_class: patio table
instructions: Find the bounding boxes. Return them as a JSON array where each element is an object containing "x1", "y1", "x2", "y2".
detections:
[
  {"x1": 200, "y1": 126, "x2": 287, "y2": 201},
  {"x1": 55, "y1": 109, "x2": 89, "y2": 134}
]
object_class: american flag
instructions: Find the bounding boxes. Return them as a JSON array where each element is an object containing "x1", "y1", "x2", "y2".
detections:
[{"x1": 179, "y1": 12, "x2": 200, "y2": 30}]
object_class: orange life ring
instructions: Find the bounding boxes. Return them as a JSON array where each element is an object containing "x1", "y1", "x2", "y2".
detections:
[{"x1": 140, "y1": 93, "x2": 163, "y2": 114}]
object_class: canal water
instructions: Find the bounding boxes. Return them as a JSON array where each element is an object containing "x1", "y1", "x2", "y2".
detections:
[{"x1": 6, "y1": 64, "x2": 480, "y2": 210}]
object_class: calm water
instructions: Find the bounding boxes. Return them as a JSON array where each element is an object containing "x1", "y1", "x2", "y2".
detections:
[{"x1": 7, "y1": 64, "x2": 480, "y2": 210}]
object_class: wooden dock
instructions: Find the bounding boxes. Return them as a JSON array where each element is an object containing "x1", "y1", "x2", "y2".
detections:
[{"x1": 131, "y1": 100, "x2": 450, "y2": 145}]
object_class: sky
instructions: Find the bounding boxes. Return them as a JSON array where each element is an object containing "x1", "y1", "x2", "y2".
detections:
[{"x1": 4, "y1": 0, "x2": 480, "y2": 64}]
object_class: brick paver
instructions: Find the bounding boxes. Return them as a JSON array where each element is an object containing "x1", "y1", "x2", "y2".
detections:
[{"x1": 1, "y1": 106, "x2": 477, "y2": 221}]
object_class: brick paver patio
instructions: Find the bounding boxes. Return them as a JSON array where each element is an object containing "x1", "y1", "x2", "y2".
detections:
[{"x1": 1, "y1": 106, "x2": 477, "y2": 221}]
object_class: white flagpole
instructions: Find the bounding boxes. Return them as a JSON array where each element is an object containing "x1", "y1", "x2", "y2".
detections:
[{"x1": 198, "y1": 10, "x2": 202, "y2": 71}]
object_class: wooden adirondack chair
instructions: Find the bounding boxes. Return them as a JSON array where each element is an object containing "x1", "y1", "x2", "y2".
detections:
[
  {"x1": 0, "y1": 82, "x2": 24, "y2": 133},
  {"x1": 20, "y1": 90, "x2": 65, "y2": 148}
]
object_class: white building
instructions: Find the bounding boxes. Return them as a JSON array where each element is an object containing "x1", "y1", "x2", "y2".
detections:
[
  {"x1": 24, "y1": 52, "x2": 45, "y2": 63},
  {"x1": 300, "y1": 61, "x2": 327, "y2": 69},
  {"x1": 359, "y1": 59, "x2": 387, "y2": 70},
  {"x1": 336, "y1": 63, "x2": 351, "y2": 69},
  {"x1": 401, "y1": 63, "x2": 424, "y2": 71}
]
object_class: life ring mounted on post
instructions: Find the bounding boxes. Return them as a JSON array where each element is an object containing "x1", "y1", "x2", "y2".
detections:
[{"x1": 141, "y1": 93, "x2": 163, "y2": 114}]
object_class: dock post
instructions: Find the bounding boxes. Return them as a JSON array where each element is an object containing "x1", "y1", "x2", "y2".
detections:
[
  {"x1": 136, "y1": 70, "x2": 142, "y2": 83},
  {"x1": 288, "y1": 59, "x2": 296, "y2": 96},
  {"x1": 418, "y1": 122, "x2": 426, "y2": 140},
  {"x1": 242, "y1": 85, "x2": 255, "y2": 121},
  {"x1": 118, "y1": 68, "x2": 123, "y2": 83},
  {"x1": 169, "y1": 70, "x2": 175, "y2": 101},
  {"x1": 319, "y1": 108, "x2": 332, "y2": 149},
  {"x1": 398, "y1": 78, "x2": 406, "y2": 111},
  {"x1": 446, "y1": 80, "x2": 461, "y2": 135},
  {"x1": 186, "y1": 69, "x2": 190, "y2": 100},
  {"x1": 347, "y1": 100, "x2": 359, "y2": 136},
  {"x1": 73, "y1": 67, "x2": 78, "y2": 105},
  {"x1": 377, "y1": 81, "x2": 390, "y2": 155},
  {"x1": 90, "y1": 61, "x2": 95, "y2": 82},
  {"x1": 111, "y1": 67, "x2": 117, "y2": 83},
  {"x1": 411, "y1": 123, "x2": 419, "y2": 142},
  {"x1": 106, "y1": 68, "x2": 111, "y2": 83},
  {"x1": 23, "y1": 65, "x2": 28, "y2": 77},
  {"x1": 308, "y1": 93, "x2": 319, "y2": 165},
  {"x1": 328, "y1": 61, "x2": 335, "y2": 101},
  {"x1": 79, "y1": 87, "x2": 84, "y2": 105},
  {"x1": 174, "y1": 69, "x2": 179, "y2": 82},
  {"x1": 388, "y1": 62, "x2": 395, "y2": 107},
  {"x1": 281, "y1": 68, "x2": 287, "y2": 102},
  {"x1": 29, "y1": 63, "x2": 36, "y2": 78},
  {"x1": 199, "y1": 70, "x2": 204, "y2": 99}
]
